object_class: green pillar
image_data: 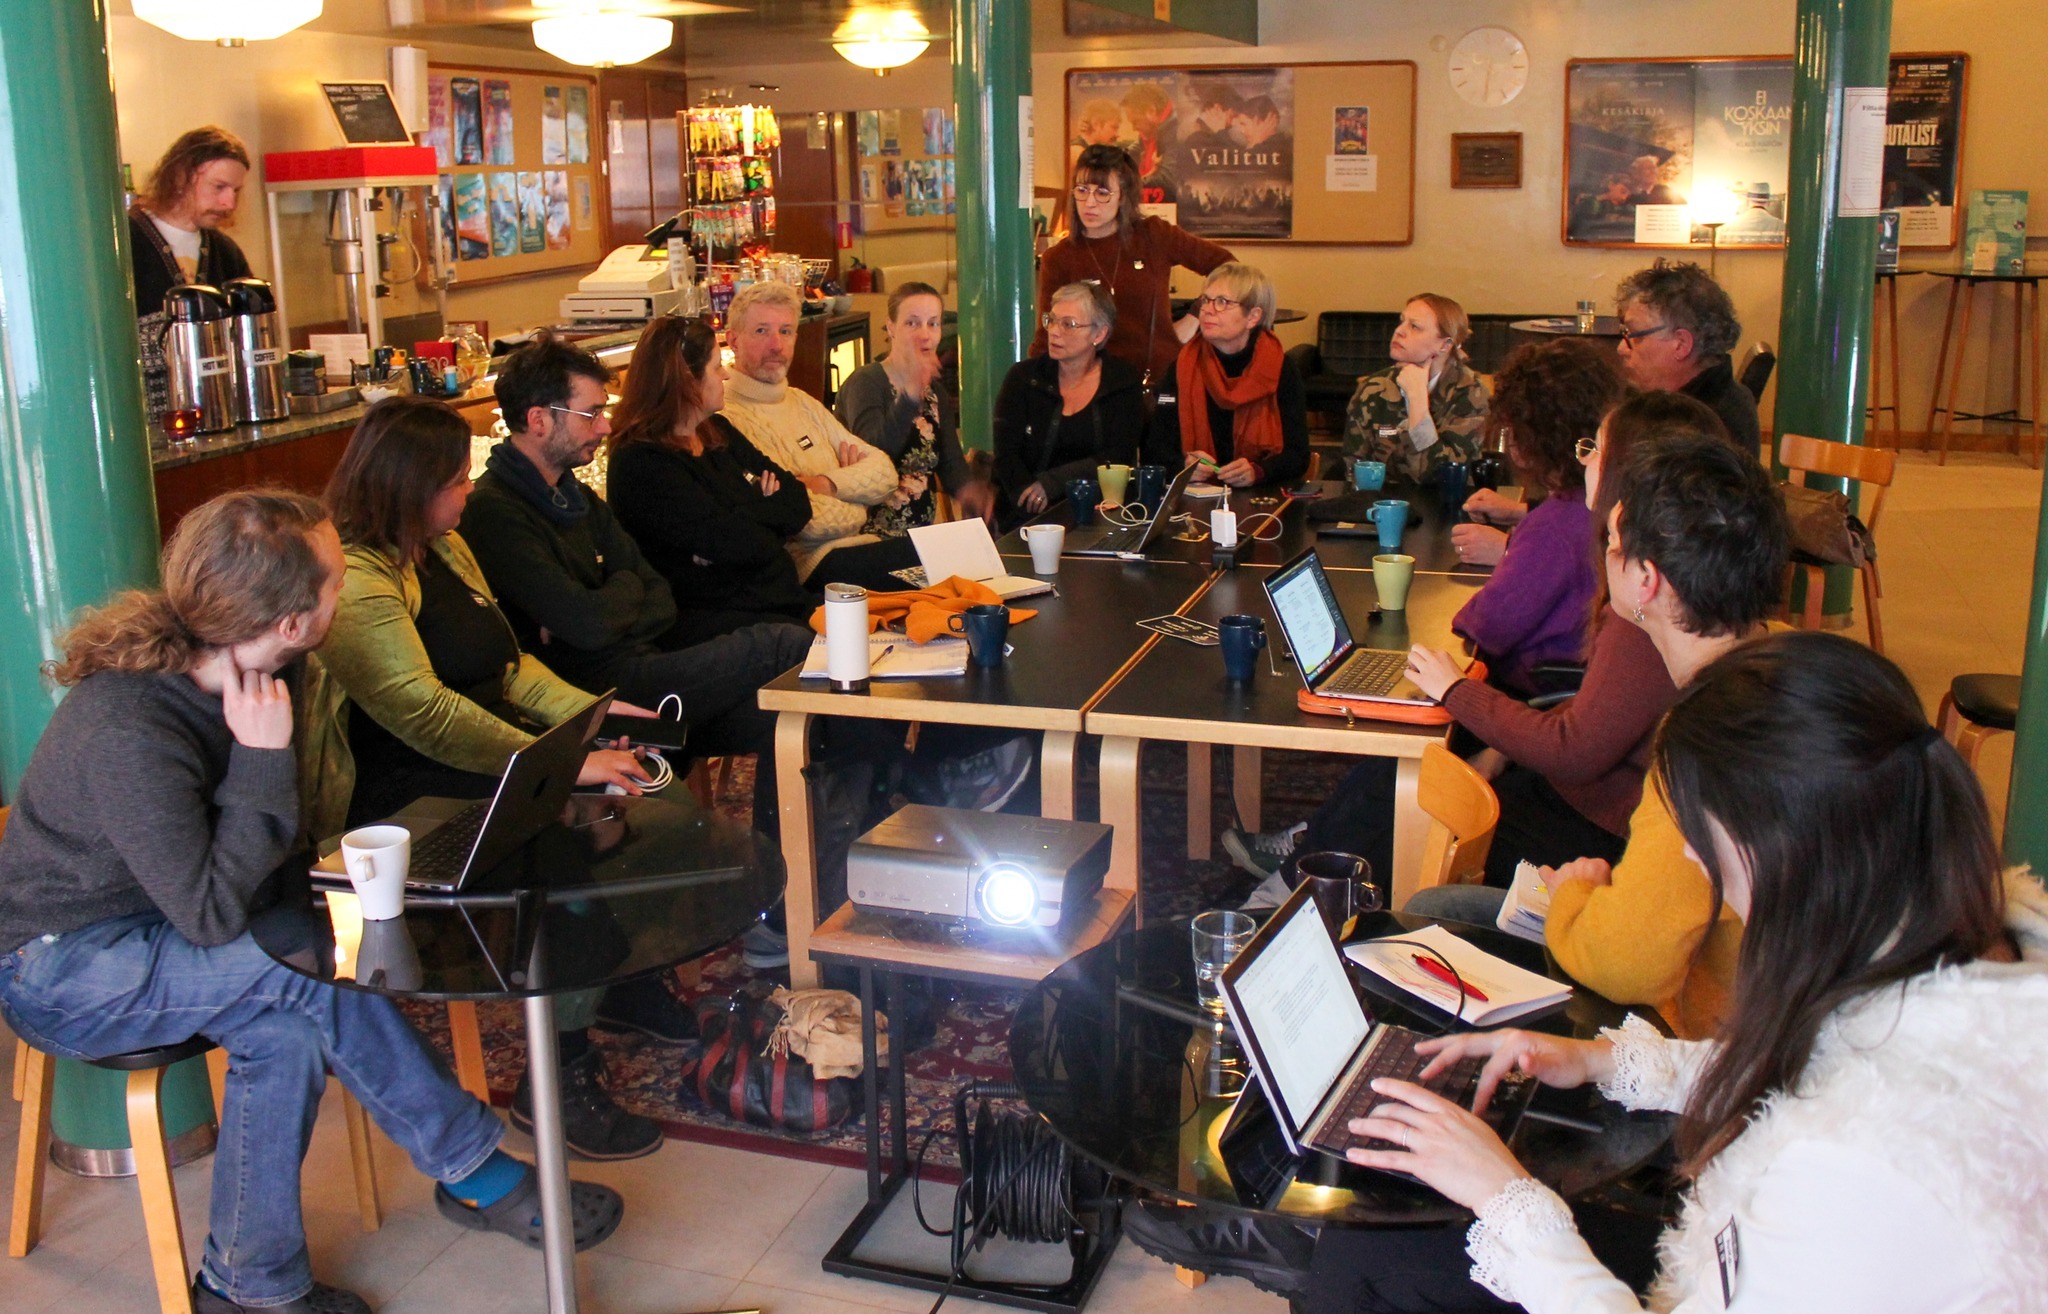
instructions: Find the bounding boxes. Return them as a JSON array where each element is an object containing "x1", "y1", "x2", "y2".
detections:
[
  {"x1": 2005, "y1": 467, "x2": 2048, "y2": 869},
  {"x1": 0, "y1": 0, "x2": 160, "y2": 793},
  {"x1": 951, "y1": 0, "x2": 1033, "y2": 454},
  {"x1": 1774, "y1": 0, "x2": 1892, "y2": 620}
]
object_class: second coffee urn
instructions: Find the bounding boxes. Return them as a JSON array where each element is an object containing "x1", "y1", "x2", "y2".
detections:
[
  {"x1": 161, "y1": 284, "x2": 235, "y2": 434},
  {"x1": 224, "y1": 277, "x2": 290, "y2": 423}
]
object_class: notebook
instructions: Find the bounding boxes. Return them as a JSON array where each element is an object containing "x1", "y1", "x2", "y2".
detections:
[
  {"x1": 1264, "y1": 549, "x2": 1456, "y2": 707},
  {"x1": 1343, "y1": 923, "x2": 1572, "y2": 1026},
  {"x1": 1494, "y1": 860, "x2": 1551, "y2": 944},
  {"x1": 798, "y1": 632, "x2": 969, "y2": 680},
  {"x1": 907, "y1": 519, "x2": 1053, "y2": 601},
  {"x1": 1064, "y1": 461, "x2": 1197, "y2": 559},
  {"x1": 1218, "y1": 884, "x2": 1537, "y2": 1166}
]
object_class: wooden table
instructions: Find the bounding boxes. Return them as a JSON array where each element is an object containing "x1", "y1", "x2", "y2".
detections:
[
  {"x1": 1922, "y1": 268, "x2": 2043, "y2": 466},
  {"x1": 1086, "y1": 567, "x2": 1480, "y2": 912}
]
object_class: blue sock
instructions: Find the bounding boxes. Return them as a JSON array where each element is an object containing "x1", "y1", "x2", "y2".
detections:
[{"x1": 443, "y1": 1149, "x2": 527, "y2": 1208}]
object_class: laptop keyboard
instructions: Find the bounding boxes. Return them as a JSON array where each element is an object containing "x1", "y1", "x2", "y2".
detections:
[
  {"x1": 1309, "y1": 1029, "x2": 1484, "y2": 1156},
  {"x1": 406, "y1": 800, "x2": 489, "y2": 884},
  {"x1": 1322, "y1": 648, "x2": 1409, "y2": 697},
  {"x1": 1093, "y1": 521, "x2": 1148, "y2": 553}
]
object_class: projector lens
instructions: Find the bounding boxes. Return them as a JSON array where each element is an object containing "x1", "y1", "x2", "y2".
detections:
[{"x1": 977, "y1": 864, "x2": 1038, "y2": 926}]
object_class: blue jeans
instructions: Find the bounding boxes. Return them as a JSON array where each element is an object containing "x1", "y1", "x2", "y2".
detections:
[{"x1": 0, "y1": 912, "x2": 503, "y2": 1307}]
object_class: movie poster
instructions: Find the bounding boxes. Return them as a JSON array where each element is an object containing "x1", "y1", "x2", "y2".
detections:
[
  {"x1": 484, "y1": 80, "x2": 515, "y2": 166},
  {"x1": 1333, "y1": 106, "x2": 1369, "y2": 154},
  {"x1": 1564, "y1": 62, "x2": 1696, "y2": 245},
  {"x1": 426, "y1": 76, "x2": 451, "y2": 168},
  {"x1": 517, "y1": 171, "x2": 545, "y2": 252},
  {"x1": 566, "y1": 86, "x2": 591, "y2": 163},
  {"x1": 543, "y1": 170, "x2": 571, "y2": 250},
  {"x1": 542, "y1": 86, "x2": 567, "y2": 165},
  {"x1": 1688, "y1": 60, "x2": 1792, "y2": 245},
  {"x1": 488, "y1": 171, "x2": 519, "y2": 256},
  {"x1": 451, "y1": 78, "x2": 484, "y2": 166},
  {"x1": 856, "y1": 111, "x2": 881, "y2": 158},
  {"x1": 858, "y1": 163, "x2": 879, "y2": 202},
  {"x1": 436, "y1": 174, "x2": 456, "y2": 259},
  {"x1": 1886, "y1": 54, "x2": 1967, "y2": 247},
  {"x1": 922, "y1": 108, "x2": 949, "y2": 156},
  {"x1": 1066, "y1": 67, "x2": 1294, "y2": 237},
  {"x1": 453, "y1": 172, "x2": 489, "y2": 260},
  {"x1": 879, "y1": 110, "x2": 902, "y2": 156}
]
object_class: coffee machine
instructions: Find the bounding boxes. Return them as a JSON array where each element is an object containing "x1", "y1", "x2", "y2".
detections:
[
  {"x1": 161, "y1": 285, "x2": 235, "y2": 434},
  {"x1": 223, "y1": 278, "x2": 290, "y2": 423}
]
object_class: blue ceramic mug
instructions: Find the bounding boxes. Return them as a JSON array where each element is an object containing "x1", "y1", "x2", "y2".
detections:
[
  {"x1": 1134, "y1": 463, "x2": 1169, "y2": 513},
  {"x1": 949, "y1": 603, "x2": 1012, "y2": 668},
  {"x1": 1219, "y1": 614, "x2": 1267, "y2": 682},
  {"x1": 1067, "y1": 477, "x2": 1101, "y2": 527},
  {"x1": 1351, "y1": 459, "x2": 1388, "y2": 492},
  {"x1": 1438, "y1": 461, "x2": 1470, "y2": 524},
  {"x1": 1367, "y1": 499, "x2": 1409, "y2": 551}
]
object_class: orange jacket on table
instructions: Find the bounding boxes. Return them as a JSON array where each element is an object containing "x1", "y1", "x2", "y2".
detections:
[{"x1": 807, "y1": 576, "x2": 1038, "y2": 646}]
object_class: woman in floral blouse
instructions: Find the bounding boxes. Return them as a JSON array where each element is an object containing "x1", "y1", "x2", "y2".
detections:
[{"x1": 833, "y1": 281, "x2": 991, "y2": 534}]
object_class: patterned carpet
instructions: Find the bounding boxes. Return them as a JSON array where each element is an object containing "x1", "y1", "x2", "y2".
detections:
[{"x1": 404, "y1": 740, "x2": 1354, "y2": 1172}]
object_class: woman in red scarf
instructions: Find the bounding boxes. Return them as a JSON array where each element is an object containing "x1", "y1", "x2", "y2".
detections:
[{"x1": 1160, "y1": 262, "x2": 1310, "y2": 488}]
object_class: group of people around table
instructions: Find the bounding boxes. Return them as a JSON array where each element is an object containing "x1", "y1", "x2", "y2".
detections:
[{"x1": 0, "y1": 136, "x2": 2042, "y2": 1314}]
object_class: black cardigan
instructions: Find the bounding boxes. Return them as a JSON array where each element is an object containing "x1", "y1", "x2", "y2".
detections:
[
  {"x1": 128, "y1": 209, "x2": 251, "y2": 318},
  {"x1": 606, "y1": 417, "x2": 816, "y2": 623},
  {"x1": 991, "y1": 353, "x2": 1148, "y2": 518}
]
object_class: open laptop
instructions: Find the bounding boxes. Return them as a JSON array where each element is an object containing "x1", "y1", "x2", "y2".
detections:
[
  {"x1": 1217, "y1": 883, "x2": 1535, "y2": 1166},
  {"x1": 1065, "y1": 461, "x2": 1197, "y2": 559},
  {"x1": 907, "y1": 518, "x2": 1053, "y2": 601},
  {"x1": 1263, "y1": 549, "x2": 1451, "y2": 706},
  {"x1": 398, "y1": 691, "x2": 615, "y2": 892}
]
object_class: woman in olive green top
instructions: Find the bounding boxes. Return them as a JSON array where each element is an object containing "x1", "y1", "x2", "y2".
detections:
[
  {"x1": 320, "y1": 396, "x2": 651, "y2": 825},
  {"x1": 320, "y1": 396, "x2": 682, "y2": 1163}
]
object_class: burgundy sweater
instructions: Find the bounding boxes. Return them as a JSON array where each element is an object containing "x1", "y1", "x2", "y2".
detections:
[
  {"x1": 1032, "y1": 217, "x2": 1233, "y2": 386},
  {"x1": 1441, "y1": 611, "x2": 1679, "y2": 837}
]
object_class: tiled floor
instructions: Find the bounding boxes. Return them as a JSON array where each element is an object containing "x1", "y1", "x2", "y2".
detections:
[{"x1": 0, "y1": 451, "x2": 2036, "y2": 1314}]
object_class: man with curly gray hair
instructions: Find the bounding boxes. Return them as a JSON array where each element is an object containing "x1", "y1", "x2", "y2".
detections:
[{"x1": 1613, "y1": 259, "x2": 1759, "y2": 451}]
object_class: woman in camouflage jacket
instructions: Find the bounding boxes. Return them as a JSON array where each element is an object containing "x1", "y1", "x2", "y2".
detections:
[{"x1": 1342, "y1": 294, "x2": 1491, "y2": 481}]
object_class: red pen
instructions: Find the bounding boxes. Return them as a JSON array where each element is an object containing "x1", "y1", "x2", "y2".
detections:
[{"x1": 1412, "y1": 954, "x2": 1489, "y2": 1002}]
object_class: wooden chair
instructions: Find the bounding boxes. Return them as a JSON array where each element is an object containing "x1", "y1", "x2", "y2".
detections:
[
  {"x1": 1937, "y1": 673, "x2": 2021, "y2": 774},
  {"x1": 1777, "y1": 432, "x2": 1895, "y2": 653},
  {"x1": 1411, "y1": 743, "x2": 1500, "y2": 894}
]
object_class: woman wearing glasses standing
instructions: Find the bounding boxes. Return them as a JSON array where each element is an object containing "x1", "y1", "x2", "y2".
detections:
[
  {"x1": 1033, "y1": 145, "x2": 1233, "y2": 425},
  {"x1": 1153, "y1": 261, "x2": 1309, "y2": 489},
  {"x1": 993, "y1": 281, "x2": 1147, "y2": 527}
]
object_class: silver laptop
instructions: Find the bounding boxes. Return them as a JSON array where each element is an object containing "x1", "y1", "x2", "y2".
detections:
[
  {"x1": 1218, "y1": 883, "x2": 1534, "y2": 1164},
  {"x1": 1065, "y1": 461, "x2": 1198, "y2": 559},
  {"x1": 398, "y1": 691, "x2": 614, "y2": 891},
  {"x1": 908, "y1": 518, "x2": 1053, "y2": 600},
  {"x1": 1263, "y1": 550, "x2": 1446, "y2": 706}
]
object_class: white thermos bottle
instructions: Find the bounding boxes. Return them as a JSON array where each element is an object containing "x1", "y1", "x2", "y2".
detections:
[{"x1": 823, "y1": 583, "x2": 871, "y2": 692}]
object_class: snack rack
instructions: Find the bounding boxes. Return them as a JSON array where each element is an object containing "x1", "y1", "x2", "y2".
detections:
[{"x1": 683, "y1": 104, "x2": 779, "y2": 263}]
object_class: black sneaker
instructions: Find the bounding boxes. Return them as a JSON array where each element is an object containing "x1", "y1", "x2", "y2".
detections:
[
  {"x1": 510, "y1": 1048, "x2": 663, "y2": 1161},
  {"x1": 913, "y1": 735, "x2": 1035, "y2": 813},
  {"x1": 192, "y1": 1277, "x2": 370, "y2": 1314},
  {"x1": 1119, "y1": 1198, "x2": 1316, "y2": 1298},
  {"x1": 592, "y1": 975, "x2": 698, "y2": 1042}
]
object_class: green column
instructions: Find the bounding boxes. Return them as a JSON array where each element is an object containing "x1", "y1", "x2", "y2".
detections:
[
  {"x1": 0, "y1": 0, "x2": 160, "y2": 793},
  {"x1": 951, "y1": 0, "x2": 1033, "y2": 454},
  {"x1": 1774, "y1": 0, "x2": 1893, "y2": 620},
  {"x1": 2005, "y1": 468, "x2": 2048, "y2": 869}
]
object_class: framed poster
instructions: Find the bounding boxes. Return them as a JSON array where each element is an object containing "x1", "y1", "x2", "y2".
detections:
[
  {"x1": 1885, "y1": 54, "x2": 1967, "y2": 247},
  {"x1": 1064, "y1": 62, "x2": 1415, "y2": 245}
]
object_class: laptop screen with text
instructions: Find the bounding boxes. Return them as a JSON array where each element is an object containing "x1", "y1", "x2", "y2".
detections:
[
  {"x1": 1266, "y1": 553, "x2": 1356, "y2": 688},
  {"x1": 1226, "y1": 894, "x2": 1370, "y2": 1129}
]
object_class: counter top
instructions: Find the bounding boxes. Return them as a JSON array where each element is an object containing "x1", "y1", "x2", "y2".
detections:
[{"x1": 149, "y1": 329, "x2": 646, "y2": 471}]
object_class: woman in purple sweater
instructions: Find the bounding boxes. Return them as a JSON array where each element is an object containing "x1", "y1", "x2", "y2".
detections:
[{"x1": 1449, "y1": 339, "x2": 1625, "y2": 696}]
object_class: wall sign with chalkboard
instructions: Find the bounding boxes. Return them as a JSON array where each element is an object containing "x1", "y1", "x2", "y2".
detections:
[{"x1": 321, "y1": 82, "x2": 412, "y2": 146}]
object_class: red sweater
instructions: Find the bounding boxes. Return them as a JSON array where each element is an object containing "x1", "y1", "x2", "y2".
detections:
[
  {"x1": 1440, "y1": 611, "x2": 1679, "y2": 837},
  {"x1": 1032, "y1": 217, "x2": 1233, "y2": 386}
]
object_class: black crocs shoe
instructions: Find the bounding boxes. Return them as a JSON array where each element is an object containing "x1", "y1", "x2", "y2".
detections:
[
  {"x1": 510, "y1": 1048, "x2": 663, "y2": 1161},
  {"x1": 191, "y1": 1277, "x2": 371, "y2": 1314},
  {"x1": 1119, "y1": 1198, "x2": 1316, "y2": 1298},
  {"x1": 591, "y1": 975, "x2": 699, "y2": 1042},
  {"x1": 433, "y1": 1165, "x2": 624, "y2": 1252}
]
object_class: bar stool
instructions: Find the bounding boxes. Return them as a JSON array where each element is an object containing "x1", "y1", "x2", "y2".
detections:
[
  {"x1": 1937, "y1": 674, "x2": 2020, "y2": 772},
  {"x1": 12, "y1": 1035, "x2": 384, "y2": 1314}
]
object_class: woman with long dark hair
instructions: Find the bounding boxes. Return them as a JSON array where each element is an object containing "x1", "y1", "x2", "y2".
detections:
[{"x1": 1338, "y1": 631, "x2": 2048, "y2": 1313}]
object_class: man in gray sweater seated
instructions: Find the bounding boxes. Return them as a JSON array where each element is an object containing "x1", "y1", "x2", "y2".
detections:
[{"x1": 0, "y1": 491, "x2": 621, "y2": 1314}]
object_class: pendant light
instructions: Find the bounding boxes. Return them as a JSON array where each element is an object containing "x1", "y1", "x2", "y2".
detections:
[
  {"x1": 531, "y1": 4, "x2": 675, "y2": 68},
  {"x1": 833, "y1": 10, "x2": 931, "y2": 75},
  {"x1": 132, "y1": 0, "x2": 322, "y2": 45}
]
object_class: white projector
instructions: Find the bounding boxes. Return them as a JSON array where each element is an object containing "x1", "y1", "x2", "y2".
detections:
[{"x1": 847, "y1": 806, "x2": 1111, "y2": 930}]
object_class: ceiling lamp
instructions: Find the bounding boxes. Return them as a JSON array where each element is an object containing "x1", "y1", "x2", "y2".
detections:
[
  {"x1": 834, "y1": 11, "x2": 931, "y2": 75},
  {"x1": 132, "y1": 0, "x2": 321, "y2": 45},
  {"x1": 532, "y1": 10, "x2": 675, "y2": 68}
]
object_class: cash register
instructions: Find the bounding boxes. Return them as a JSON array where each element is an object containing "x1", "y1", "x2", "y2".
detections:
[{"x1": 559, "y1": 244, "x2": 684, "y2": 321}]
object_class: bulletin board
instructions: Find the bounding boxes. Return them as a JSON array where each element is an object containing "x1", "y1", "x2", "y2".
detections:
[
  {"x1": 424, "y1": 64, "x2": 604, "y2": 282},
  {"x1": 1063, "y1": 61, "x2": 1415, "y2": 246},
  {"x1": 849, "y1": 107, "x2": 956, "y2": 235}
]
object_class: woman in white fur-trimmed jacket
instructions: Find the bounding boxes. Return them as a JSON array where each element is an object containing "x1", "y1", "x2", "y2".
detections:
[{"x1": 1345, "y1": 631, "x2": 2048, "y2": 1314}]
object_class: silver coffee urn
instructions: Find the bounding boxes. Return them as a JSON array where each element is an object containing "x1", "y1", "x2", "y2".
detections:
[
  {"x1": 161, "y1": 285, "x2": 235, "y2": 433},
  {"x1": 223, "y1": 277, "x2": 290, "y2": 423}
]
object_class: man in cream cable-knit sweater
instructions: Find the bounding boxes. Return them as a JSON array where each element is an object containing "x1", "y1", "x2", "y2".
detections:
[{"x1": 718, "y1": 280, "x2": 922, "y2": 589}]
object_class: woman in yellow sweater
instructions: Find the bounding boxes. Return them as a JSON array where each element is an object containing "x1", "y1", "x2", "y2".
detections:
[{"x1": 1542, "y1": 431, "x2": 1787, "y2": 1037}]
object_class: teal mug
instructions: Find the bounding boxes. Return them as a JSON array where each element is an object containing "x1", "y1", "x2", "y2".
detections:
[
  {"x1": 1367, "y1": 499, "x2": 1409, "y2": 551},
  {"x1": 1351, "y1": 459, "x2": 1388, "y2": 492}
]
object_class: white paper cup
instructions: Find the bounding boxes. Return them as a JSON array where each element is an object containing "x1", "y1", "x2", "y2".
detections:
[
  {"x1": 340, "y1": 825, "x2": 411, "y2": 921},
  {"x1": 1023, "y1": 523, "x2": 1065, "y2": 574}
]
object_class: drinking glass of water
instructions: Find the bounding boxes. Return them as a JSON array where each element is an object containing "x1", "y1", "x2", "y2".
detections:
[{"x1": 1191, "y1": 910, "x2": 1257, "y2": 1016}]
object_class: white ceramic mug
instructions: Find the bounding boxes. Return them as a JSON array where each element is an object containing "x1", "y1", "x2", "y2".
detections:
[
  {"x1": 339, "y1": 825, "x2": 411, "y2": 921},
  {"x1": 1022, "y1": 523, "x2": 1065, "y2": 574}
]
